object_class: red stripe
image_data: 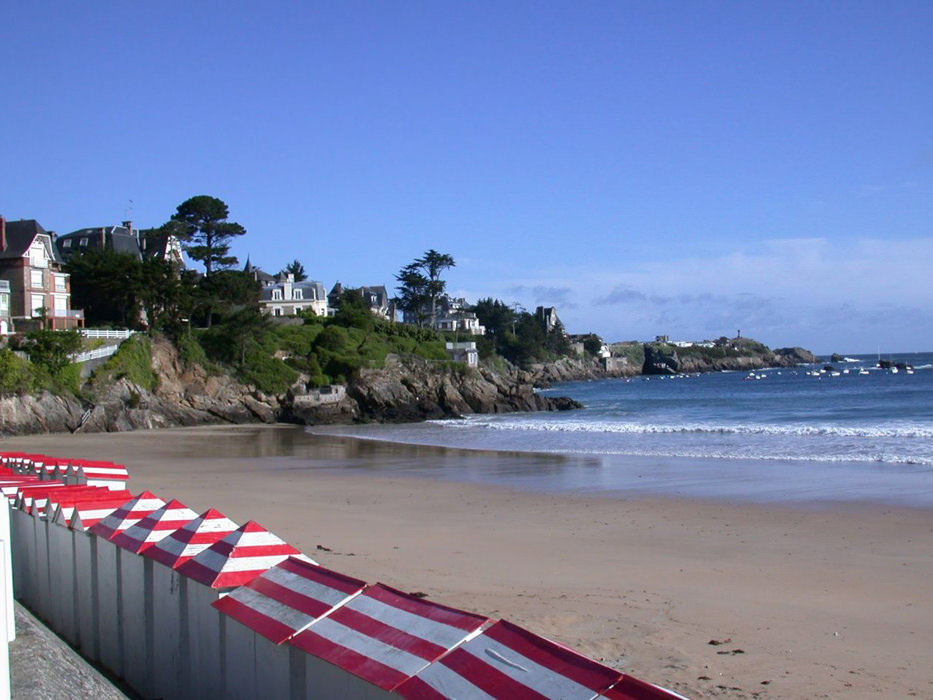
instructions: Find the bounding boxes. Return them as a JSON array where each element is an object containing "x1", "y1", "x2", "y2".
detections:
[
  {"x1": 602, "y1": 676, "x2": 681, "y2": 699},
  {"x1": 433, "y1": 646, "x2": 552, "y2": 699},
  {"x1": 485, "y1": 621, "x2": 621, "y2": 691},
  {"x1": 213, "y1": 596, "x2": 295, "y2": 644},
  {"x1": 290, "y1": 629, "x2": 409, "y2": 690},
  {"x1": 280, "y1": 558, "x2": 366, "y2": 594},
  {"x1": 247, "y1": 576, "x2": 334, "y2": 620},
  {"x1": 393, "y1": 676, "x2": 449, "y2": 700},
  {"x1": 325, "y1": 606, "x2": 447, "y2": 661},
  {"x1": 368, "y1": 584, "x2": 488, "y2": 631}
]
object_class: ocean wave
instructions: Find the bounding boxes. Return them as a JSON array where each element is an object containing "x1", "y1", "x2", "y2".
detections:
[{"x1": 443, "y1": 418, "x2": 933, "y2": 440}]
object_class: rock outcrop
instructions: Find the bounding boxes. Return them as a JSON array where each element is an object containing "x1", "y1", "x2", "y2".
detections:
[{"x1": 0, "y1": 338, "x2": 581, "y2": 437}]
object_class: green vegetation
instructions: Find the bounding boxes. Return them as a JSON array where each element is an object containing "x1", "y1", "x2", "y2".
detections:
[
  {"x1": 394, "y1": 250, "x2": 455, "y2": 327},
  {"x1": 1, "y1": 330, "x2": 84, "y2": 395},
  {"x1": 473, "y1": 298, "x2": 570, "y2": 367},
  {"x1": 90, "y1": 334, "x2": 158, "y2": 392}
]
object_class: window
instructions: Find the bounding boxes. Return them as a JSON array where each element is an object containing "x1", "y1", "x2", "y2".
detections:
[
  {"x1": 293, "y1": 289, "x2": 303, "y2": 300},
  {"x1": 272, "y1": 289, "x2": 282, "y2": 301},
  {"x1": 54, "y1": 276, "x2": 67, "y2": 291},
  {"x1": 62, "y1": 239, "x2": 72, "y2": 248},
  {"x1": 79, "y1": 238, "x2": 88, "y2": 247},
  {"x1": 31, "y1": 270, "x2": 44, "y2": 288},
  {"x1": 31, "y1": 294, "x2": 45, "y2": 317}
]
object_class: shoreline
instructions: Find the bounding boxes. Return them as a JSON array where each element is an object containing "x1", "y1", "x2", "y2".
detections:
[{"x1": 3, "y1": 424, "x2": 932, "y2": 698}]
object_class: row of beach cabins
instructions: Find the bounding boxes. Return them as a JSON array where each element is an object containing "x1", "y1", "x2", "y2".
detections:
[{"x1": 0, "y1": 451, "x2": 685, "y2": 700}]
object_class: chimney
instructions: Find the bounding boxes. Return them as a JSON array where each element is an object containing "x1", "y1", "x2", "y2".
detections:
[
  {"x1": 122, "y1": 220, "x2": 134, "y2": 237},
  {"x1": 1, "y1": 216, "x2": 6, "y2": 252}
]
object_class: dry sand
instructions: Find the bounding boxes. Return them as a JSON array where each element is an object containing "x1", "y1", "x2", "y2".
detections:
[{"x1": 4, "y1": 425, "x2": 932, "y2": 699}]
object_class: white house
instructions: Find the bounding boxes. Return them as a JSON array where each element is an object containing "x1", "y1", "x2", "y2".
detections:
[{"x1": 259, "y1": 274, "x2": 328, "y2": 317}]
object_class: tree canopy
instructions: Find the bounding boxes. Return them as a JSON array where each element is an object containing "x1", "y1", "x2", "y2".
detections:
[
  {"x1": 169, "y1": 195, "x2": 245, "y2": 276},
  {"x1": 279, "y1": 259, "x2": 307, "y2": 282},
  {"x1": 394, "y1": 249, "x2": 455, "y2": 327}
]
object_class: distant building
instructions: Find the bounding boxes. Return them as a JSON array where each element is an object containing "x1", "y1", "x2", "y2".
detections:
[
  {"x1": 435, "y1": 310, "x2": 485, "y2": 336},
  {"x1": 259, "y1": 274, "x2": 328, "y2": 317},
  {"x1": 0, "y1": 217, "x2": 83, "y2": 331},
  {"x1": 55, "y1": 221, "x2": 184, "y2": 268},
  {"x1": 0, "y1": 279, "x2": 11, "y2": 335},
  {"x1": 445, "y1": 341, "x2": 479, "y2": 367},
  {"x1": 536, "y1": 306, "x2": 561, "y2": 333},
  {"x1": 329, "y1": 282, "x2": 395, "y2": 321}
]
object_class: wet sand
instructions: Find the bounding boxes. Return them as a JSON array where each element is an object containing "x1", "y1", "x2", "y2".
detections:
[{"x1": 4, "y1": 425, "x2": 932, "y2": 699}]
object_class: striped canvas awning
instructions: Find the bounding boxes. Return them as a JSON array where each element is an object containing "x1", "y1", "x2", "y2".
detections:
[
  {"x1": 597, "y1": 677, "x2": 689, "y2": 700},
  {"x1": 70, "y1": 459, "x2": 130, "y2": 485},
  {"x1": 110, "y1": 499, "x2": 197, "y2": 554},
  {"x1": 176, "y1": 520, "x2": 311, "y2": 590},
  {"x1": 89, "y1": 491, "x2": 167, "y2": 540},
  {"x1": 47, "y1": 490, "x2": 131, "y2": 525},
  {"x1": 290, "y1": 583, "x2": 489, "y2": 691},
  {"x1": 59, "y1": 496, "x2": 136, "y2": 530},
  {"x1": 144, "y1": 508, "x2": 239, "y2": 569},
  {"x1": 393, "y1": 619, "x2": 623, "y2": 700},
  {"x1": 212, "y1": 557, "x2": 366, "y2": 644}
]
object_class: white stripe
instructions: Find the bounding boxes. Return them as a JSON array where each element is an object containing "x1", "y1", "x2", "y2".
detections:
[
  {"x1": 412, "y1": 660, "x2": 497, "y2": 699},
  {"x1": 262, "y1": 566, "x2": 351, "y2": 609},
  {"x1": 462, "y1": 634, "x2": 601, "y2": 699},
  {"x1": 78, "y1": 467, "x2": 128, "y2": 476},
  {"x1": 308, "y1": 617, "x2": 429, "y2": 676},
  {"x1": 350, "y1": 595, "x2": 473, "y2": 650},
  {"x1": 192, "y1": 516, "x2": 239, "y2": 533},
  {"x1": 193, "y1": 549, "x2": 292, "y2": 574},
  {"x1": 227, "y1": 586, "x2": 315, "y2": 635},
  {"x1": 229, "y1": 530, "x2": 290, "y2": 547}
]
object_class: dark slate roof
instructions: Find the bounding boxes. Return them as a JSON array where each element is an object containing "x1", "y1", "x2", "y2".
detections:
[
  {"x1": 56, "y1": 226, "x2": 142, "y2": 260},
  {"x1": 259, "y1": 279, "x2": 327, "y2": 302},
  {"x1": 1, "y1": 219, "x2": 52, "y2": 260}
]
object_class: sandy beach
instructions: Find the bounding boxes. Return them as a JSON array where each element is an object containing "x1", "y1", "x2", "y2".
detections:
[{"x1": 4, "y1": 425, "x2": 932, "y2": 699}]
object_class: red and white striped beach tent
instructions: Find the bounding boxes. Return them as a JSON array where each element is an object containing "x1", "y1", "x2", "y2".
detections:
[
  {"x1": 290, "y1": 583, "x2": 490, "y2": 699},
  {"x1": 65, "y1": 459, "x2": 130, "y2": 490},
  {"x1": 88, "y1": 490, "x2": 165, "y2": 541},
  {"x1": 393, "y1": 619, "x2": 626, "y2": 700},
  {"x1": 143, "y1": 507, "x2": 240, "y2": 700},
  {"x1": 112, "y1": 499, "x2": 199, "y2": 696},
  {"x1": 212, "y1": 557, "x2": 367, "y2": 699},
  {"x1": 52, "y1": 492, "x2": 132, "y2": 530},
  {"x1": 596, "y1": 677, "x2": 691, "y2": 700},
  {"x1": 174, "y1": 520, "x2": 313, "y2": 699},
  {"x1": 86, "y1": 491, "x2": 166, "y2": 672}
]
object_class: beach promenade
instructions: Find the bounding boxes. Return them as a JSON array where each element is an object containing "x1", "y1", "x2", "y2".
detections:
[{"x1": 4, "y1": 425, "x2": 932, "y2": 699}]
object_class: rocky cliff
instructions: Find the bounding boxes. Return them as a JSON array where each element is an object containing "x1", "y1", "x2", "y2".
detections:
[
  {"x1": 0, "y1": 337, "x2": 581, "y2": 437},
  {"x1": 642, "y1": 342, "x2": 817, "y2": 375}
]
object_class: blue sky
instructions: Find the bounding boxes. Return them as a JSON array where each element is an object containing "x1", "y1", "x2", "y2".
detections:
[{"x1": 3, "y1": 2, "x2": 931, "y2": 354}]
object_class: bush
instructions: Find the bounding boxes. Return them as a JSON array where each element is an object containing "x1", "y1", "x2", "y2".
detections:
[
  {"x1": 92, "y1": 335, "x2": 158, "y2": 392},
  {"x1": 0, "y1": 348, "x2": 34, "y2": 395},
  {"x1": 237, "y1": 351, "x2": 298, "y2": 394}
]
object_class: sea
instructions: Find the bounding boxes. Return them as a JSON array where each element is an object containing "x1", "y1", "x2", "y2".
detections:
[{"x1": 310, "y1": 352, "x2": 933, "y2": 508}]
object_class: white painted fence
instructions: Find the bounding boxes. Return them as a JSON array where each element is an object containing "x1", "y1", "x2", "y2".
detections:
[{"x1": 80, "y1": 329, "x2": 135, "y2": 340}]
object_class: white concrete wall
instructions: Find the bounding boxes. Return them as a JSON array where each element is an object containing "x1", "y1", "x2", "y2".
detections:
[
  {"x1": 302, "y1": 654, "x2": 394, "y2": 699},
  {"x1": 222, "y1": 616, "x2": 293, "y2": 700},
  {"x1": 151, "y1": 564, "x2": 185, "y2": 700},
  {"x1": 46, "y1": 519, "x2": 75, "y2": 641},
  {"x1": 119, "y1": 550, "x2": 153, "y2": 697},
  {"x1": 95, "y1": 538, "x2": 124, "y2": 678},
  {"x1": 73, "y1": 530, "x2": 98, "y2": 660}
]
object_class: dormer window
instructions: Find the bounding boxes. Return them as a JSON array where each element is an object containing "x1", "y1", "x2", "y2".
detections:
[
  {"x1": 62, "y1": 239, "x2": 72, "y2": 248},
  {"x1": 272, "y1": 289, "x2": 282, "y2": 301},
  {"x1": 293, "y1": 289, "x2": 303, "y2": 300}
]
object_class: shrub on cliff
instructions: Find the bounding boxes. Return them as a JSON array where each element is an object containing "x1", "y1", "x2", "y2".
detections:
[
  {"x1": 0, "y1": 348, "x2": 34, "y2": 395},
  {"x1": 90, "y1": 334, "x2": 159, "y2": 392}
]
